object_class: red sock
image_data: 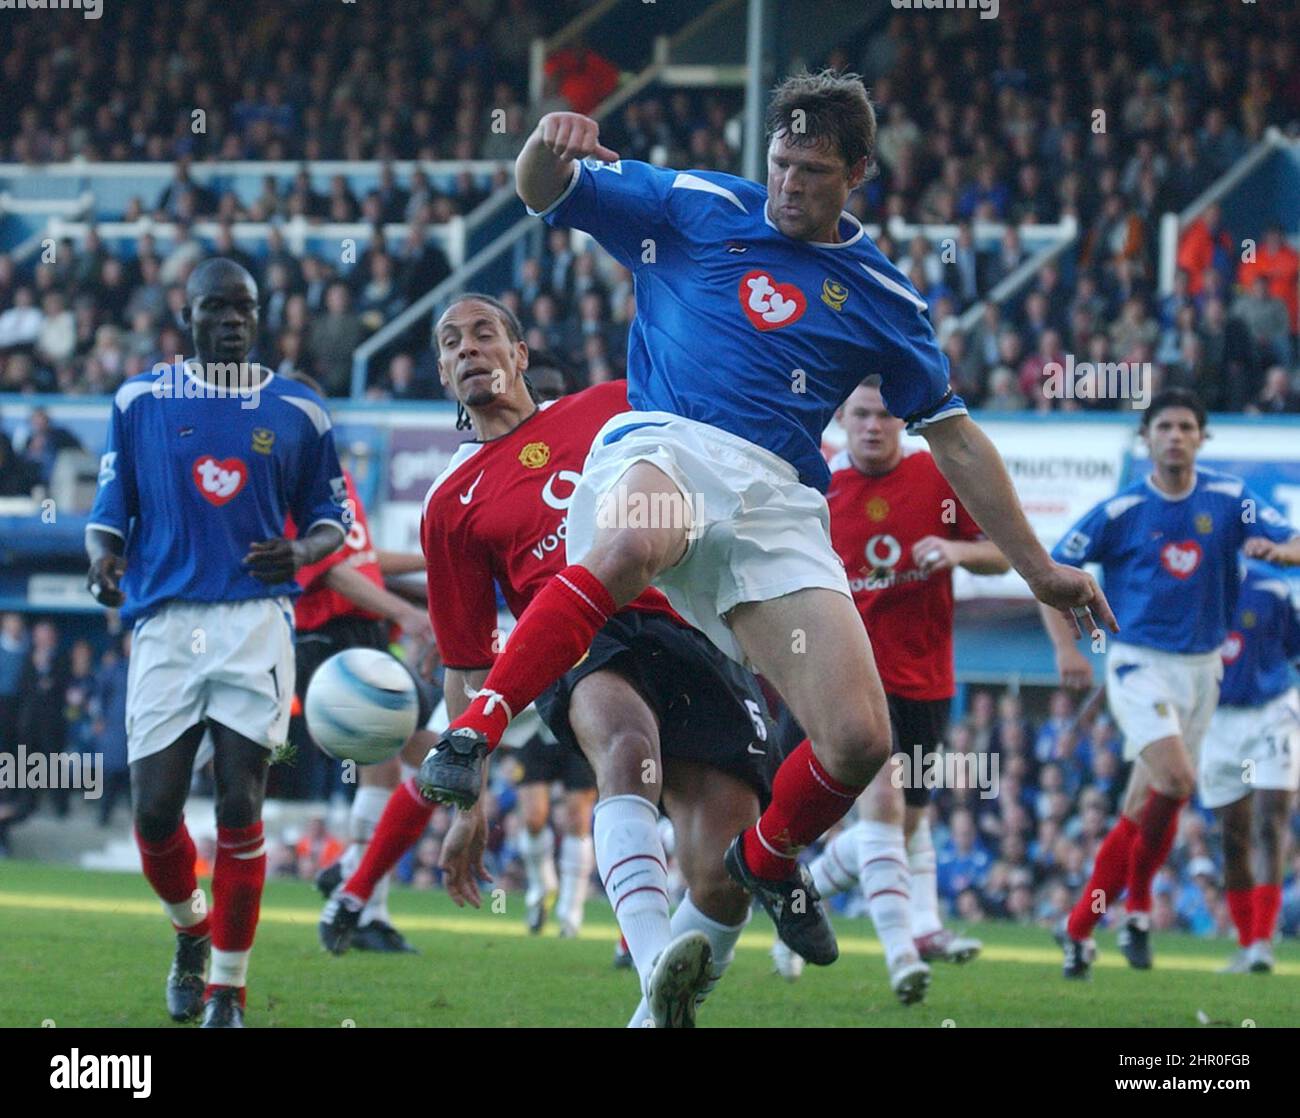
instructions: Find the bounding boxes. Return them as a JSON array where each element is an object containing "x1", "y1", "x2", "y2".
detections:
[
  {"x1": 1252, "y1": 883, "x2": 1282, "y2": 944},
  {"x1": 1126, "y1": 790, "x2": 1184, "y2": 913},
  {"x1": 1066, "y1": 816, "x2": 1137, "y2": 940},
  {"x1": 451, "y1": 564, "x2": 615, "y2": 750},
  {"x1": 136, "y1": 819, "x2": 210, "y2": 938},
  {"x1": 1225, "y1": 887, "x2": 1255, "y2": 947},
  {"x1": 343, "y1": 778, "x2": 433, "y2": 902},
  {"x1": 212, "y1": 822, "x2": 266, "y2": 954},
  {"x1": 742, "y1": 739, "x2": 864, "y2": 880}
]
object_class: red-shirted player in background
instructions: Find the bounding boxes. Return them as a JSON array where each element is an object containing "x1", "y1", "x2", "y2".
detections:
[
  {"x1": 774, "y1": 377, "x2": 1009, "y2": 1003},
  {"x1": 321, "y1": 294, "x2": 792, "y2": 1028},
  {"x1": 281, "y1": 374, "x2": 440, "y2": 954}
]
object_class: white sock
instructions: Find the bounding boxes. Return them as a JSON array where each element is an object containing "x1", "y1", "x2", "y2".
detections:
[
  {"x1": 907, "y1": 816, "x2": 943, "y2": 937},
  {"x1": 163, "y1": 889, "x2": 208, "y2": 930},
  {"x1": 594, "y1": 794, "x2": 672, "y2": 993},
  {"x1": 858, "y1": 820, "x2": 914, "y2": 968},
  {"x1": 209, "y1": 947, "x2": 250, "y2": 988},
  {"x1": 556, "y1": 834, "x2": 594, "y2": 930},
  {"x1": 348, "y1": 786, "x2": 392, "y2": 927},
  {"x1": 519, "y1": 826, "x2": 558, "y2": 906},
  {"x1": 810, "y1": 821, "x2": 864, "y2": 898},
  {"x1": 628, "y1": 892, "x2": 750, "y2": 1027}
]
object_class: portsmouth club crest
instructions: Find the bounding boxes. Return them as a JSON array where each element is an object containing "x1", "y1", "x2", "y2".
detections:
[
  {"x1": 1195, "y1": 513, "x2": 1213, "y2": 534},
  {"x1": 251, "y1": 428, "x2": 275, "y2": 455}
]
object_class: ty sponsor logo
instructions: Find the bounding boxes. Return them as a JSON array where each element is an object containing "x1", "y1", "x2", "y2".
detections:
[
  {"x1": 739, "y1": 270, "x2": 807, "y2": 331},
  {"x1": 1159, "y1": 539, "x2": 1202, "y2": 580},
  {"x1": 1222, "y1": 631, "x2": 1243, "y2": 664},
  {"x1": 193, "y1": 456, "x2": 247, "y2": 506}
]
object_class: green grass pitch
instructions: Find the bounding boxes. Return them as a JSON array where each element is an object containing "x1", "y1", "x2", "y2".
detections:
[{"x1": 2, "y1": 860, "x2": 1296, "y2": 1028}]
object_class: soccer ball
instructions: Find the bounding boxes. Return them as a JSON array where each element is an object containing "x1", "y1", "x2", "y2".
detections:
[{"x1": 304, "y1": 648, "x2": 419, "y2": 765}]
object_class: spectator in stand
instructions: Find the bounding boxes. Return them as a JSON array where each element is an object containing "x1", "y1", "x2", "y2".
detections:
[
  {"x1": 15, "y1": 621, "x2": 69, "y2": 818},
  {"x1": 938, "y1": 808, "x2": 993, "y2": 904},
  {"x1": 308, "y1": 281, "x2": 366, "y2": 396},
  {"x1": 0, "y1": 614, "x2": 29, "y2": 752},
  {"x1": 92, "y1": 634, "x2": 131, "y2": 827},
  {"x1": 1231, "y1": 275, "x2": 1292, "y2": 369},
  {"x1": 0, "y1": 430, "x2": 40, "y2": 497},
  {"x1": 1238, "y1": 225, "x2": 1299, "y2": 337},
  {"x1": 0, "y1": 288, "x2": 42, "y2": 353},
  {"x1": 17, "y1": 408, "x2": 82, "y2": 487},
  {"x1": 545, "y1": 39, "x2": 620, "y2": 116},
  {"x1": 1176, "y1": 203, "x2": 1236, "y2": 297},
  {"x1": 1248, "y1": 366, "x2": 1300, "y2": 415}
]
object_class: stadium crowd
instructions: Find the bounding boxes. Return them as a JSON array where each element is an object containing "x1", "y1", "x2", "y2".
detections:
[{"x1": 3, "y1": 614, "x2": 1297, "y2": 942}]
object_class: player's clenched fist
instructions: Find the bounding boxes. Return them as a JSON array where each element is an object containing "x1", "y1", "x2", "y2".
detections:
[
  {"x1": 536, "y1": 112, "x2": 620, "y2": 164},
  {"x1": 1026, "y1": 561, "x2": 1119, "y2": 639},
  {"x1": 87, "y1": 554, "x2": 126, "y2": 607}
]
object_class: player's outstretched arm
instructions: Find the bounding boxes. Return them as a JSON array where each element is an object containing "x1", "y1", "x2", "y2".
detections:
[
  {"x1": 920, "y1": 415, "x2": 1119, "y2": 636},
  {"x1": 515, "y1": 111, "x2": 620, "y2": 213},
  {"x1": 85, "y1": 527, "x2": 126, "y2": 608},
  {"x1": 244, "y1": 522, "x2": 344, "y2": 585},
  {"x1": 1244, "y1": 535, "x2": 1300, "y2": 567}
]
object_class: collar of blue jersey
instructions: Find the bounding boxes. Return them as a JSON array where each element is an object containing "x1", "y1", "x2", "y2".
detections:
[
  {"x1": 181, "y1": 357, "x2": 273, "y2": 393},
  {"x1": 762, "y1": 203, "x2": 866, "y2": 249},
  {"x1": 1143, "y1": 471, "x2": 1198, "y2": 502}
]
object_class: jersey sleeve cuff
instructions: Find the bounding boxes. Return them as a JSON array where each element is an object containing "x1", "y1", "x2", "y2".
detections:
[
  {"x1": 85, "y1": 521, "x2": 126, "y2": 540},
  {"x1": 905, "y1": 391, "x2": 969, "y2": 435},
  {"x1": 304, "y1": 517, "x2": 347, "y2": 539},
  {"x1": 526, "y1": 161, "x2": 583, "y2": 220}
]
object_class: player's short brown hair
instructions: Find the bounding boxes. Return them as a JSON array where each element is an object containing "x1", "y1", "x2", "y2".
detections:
[{"x1": 765, "y1": 69, "x2": 878, "y2": 179}]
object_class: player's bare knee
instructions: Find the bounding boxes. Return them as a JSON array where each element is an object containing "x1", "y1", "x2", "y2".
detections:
[
  {"x1": 592, "y1": 729, "x2": 659, "y2": 798},
  {"x1": 134, "y1": 805, "x2": 183, "y2": 844},
  {"x1": 1159, "y1": 767, "x2": 1196, "y2": 801},
  {"x1": 816, "y1": 716, "x2": 891, "y2": 787},
  {"x1": 214, "y1": 788, "x2": 262, "y2": 829}
]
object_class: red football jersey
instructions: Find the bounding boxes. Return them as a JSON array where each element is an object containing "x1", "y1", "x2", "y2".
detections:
[
  {"x1": 827, "y1": 448, "x2": 985, "y2": 700},
  {"x1": 290, "y1": 470, "x2": 387, "y2": 633},
  {"x1": 422, "y1": 380, "x2": 677, "y2": 669}
]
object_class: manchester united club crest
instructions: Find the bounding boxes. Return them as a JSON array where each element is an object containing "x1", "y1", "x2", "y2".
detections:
[
  {"x1": 866, "y1": 496, "x2": 890, "y2": 522},
  {"x1": 518, "y1": 441, "x2": 551, "y2": 469}
]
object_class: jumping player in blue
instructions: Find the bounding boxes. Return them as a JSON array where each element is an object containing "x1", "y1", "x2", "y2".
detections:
[
  {"x1": 420, "y1": 69, "x2": 1116, "y2": 972},
  {"x1": 1044, "y1": 388, "x2": 1300, "y2": 977},
  {"x1": 1200, "y1": 559, "x2": 1300, "y2": 974},
  {"x1": 85, "y1": 258, "x2": 349, "y2": 1027}
]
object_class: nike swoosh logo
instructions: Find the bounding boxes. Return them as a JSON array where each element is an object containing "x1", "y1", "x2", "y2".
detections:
[
  {"x1": 459, "y1": 470, "x2": 485, "y2": 505},
  {"x1": 747, "y1": 743, "x2": 765, "y2": 755}
]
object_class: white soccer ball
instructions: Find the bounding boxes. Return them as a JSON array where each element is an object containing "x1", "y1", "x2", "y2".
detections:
[{"x1": 304, "y1": 648, "x2": 418, "y2": 765}]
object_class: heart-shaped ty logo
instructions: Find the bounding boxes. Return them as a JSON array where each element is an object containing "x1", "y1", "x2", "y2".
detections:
[
  {"x1": 1221, "y1": 631, "x2": 1243, "y2": 664},
  {"x1": 193, "y1": 455, "x2": 247, "y2": 506},
  {"x1": 739, "y1": 270, "x2": 807, "y2": 331},
  {"x1": 1159, "y1": 539, "x2": 1202, "y2": 580}
]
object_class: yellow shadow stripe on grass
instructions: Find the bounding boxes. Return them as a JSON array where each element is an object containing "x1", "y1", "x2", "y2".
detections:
[{"x1": 2, "y1": 890, "x2": 1298, "y2": 978}]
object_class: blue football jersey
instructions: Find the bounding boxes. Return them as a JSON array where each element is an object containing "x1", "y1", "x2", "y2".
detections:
[
  {"x1": 1052, "y1": 469, "x2": 1298, "y2": 654},
  {"x1": 87, "y1": 363, "x2": 348, "y2": 626},
  {"x1": 533, "y1": 159, "x2": 967, "y2": 491},
  {"x1": 1219, "y1": 560, "x2": 1300, "y2": 708}
]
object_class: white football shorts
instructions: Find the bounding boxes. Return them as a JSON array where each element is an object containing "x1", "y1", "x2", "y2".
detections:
[
  {"x1": 564, "y1": 410, "x2": 851, "y2": 667},
  {"x1": 1198, "y1": 688, "x2": 1300, "y2": 809},
  {"x1": 1104, "y1": 641, "x2": 1223, "y2": 763},
  {"x1": 127, "y1": 597, "x2": 296, "y2": 764}
]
